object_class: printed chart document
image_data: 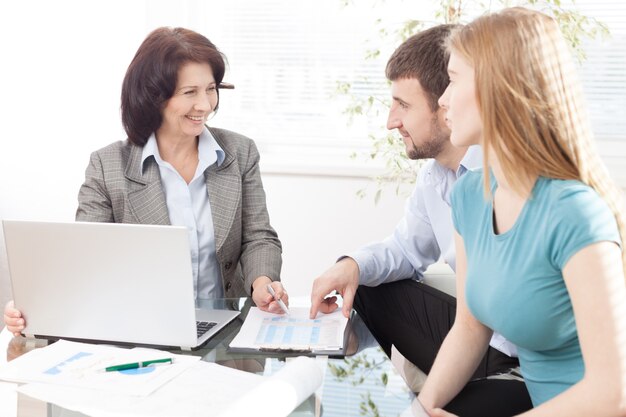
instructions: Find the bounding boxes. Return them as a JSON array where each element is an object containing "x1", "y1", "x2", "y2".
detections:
[
  {"x1": 17, "y1": 356, "x2": 324, "y2": 417},
  {"x1": 0, "y1": 340, "x2": 200, "y2": 396},
  {"x1": 229, "y1": 307, "x2": 349, "y2": 354}
]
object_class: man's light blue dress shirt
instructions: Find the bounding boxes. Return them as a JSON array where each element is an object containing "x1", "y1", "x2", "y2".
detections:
[
  {"x1": 141, "y1": 127, "x2": 225, "y2": 300},
  {"x1": 349, "y1": 146, "x2": 481, "y2": 283}
]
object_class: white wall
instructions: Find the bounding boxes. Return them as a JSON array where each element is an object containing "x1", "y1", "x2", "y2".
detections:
[
  {"x1": 0, "y1": 228, "x2": 9, "y2": 310},
  {"x1": 262, "y1": 173, "x2": 405, "y2": 296}
]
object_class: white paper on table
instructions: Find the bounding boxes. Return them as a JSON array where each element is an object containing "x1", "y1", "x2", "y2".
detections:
[
  {"x1": 217, "y1": 356, "x2": 323, "y2": 417},
  {"x1": 0, "y1": 340, "x2": 200, "y2": 396},
  {"x1": 0, "y1": 381, "x2": 18, "y2": 417},
  {"x1": 229, "y1": 307, "x2": 348, "y2": 353},
  {"x1": 18, "y1": 356, "x2": 323, "y2": 417}
]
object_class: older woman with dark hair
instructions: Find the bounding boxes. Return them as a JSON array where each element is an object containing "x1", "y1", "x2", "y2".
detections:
[{"x1": 4, "y1": 27, "x2": 287, "y2": 335}]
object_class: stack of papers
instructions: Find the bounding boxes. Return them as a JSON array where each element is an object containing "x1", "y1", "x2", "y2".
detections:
[
  {"x1": 0, "y1": 339, "x2": 325, "y2": 417},
  {"x1": 0, "y1": 340, "x2": 200, "y2": 396}
]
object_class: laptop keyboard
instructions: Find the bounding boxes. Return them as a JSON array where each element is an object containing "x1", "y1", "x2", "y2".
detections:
[{"x1": 196, "y1": 321, "x2": 217, "y2": 338}]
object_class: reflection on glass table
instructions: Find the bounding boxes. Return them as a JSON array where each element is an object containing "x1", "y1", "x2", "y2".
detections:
[{"x1": 1, "y1": 298, "x2": 415, "y2": 417}]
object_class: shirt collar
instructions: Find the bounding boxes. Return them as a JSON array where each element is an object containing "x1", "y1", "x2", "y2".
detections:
[
  {"x1": 140, "y1": 127, "x2": 225, "y2": 174},
  {"x1": 423, "y1": 145, "x2": 483, "y2": 186},
  {"x1": 198, "y1": 127, "x2": 226, "y2": 167},
  {"x1": 457, "y1": 145, "x2": 482, "y2": 177}
]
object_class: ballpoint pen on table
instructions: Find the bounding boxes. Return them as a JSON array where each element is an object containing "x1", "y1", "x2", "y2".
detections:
[
  {"x1": 104, "y1": 358, "x2": 173, "y2": 372},
  {"x1": 267, "y1": 284, "x2": 290, "y2": 315}
]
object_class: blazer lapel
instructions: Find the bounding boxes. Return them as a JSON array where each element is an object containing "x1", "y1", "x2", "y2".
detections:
[
  {"x1": 124, "y1": 145, "x2": 170, "y2": 225},
  {"x1": 205, "y1": 156, "x2": 240, "y2": 254}
]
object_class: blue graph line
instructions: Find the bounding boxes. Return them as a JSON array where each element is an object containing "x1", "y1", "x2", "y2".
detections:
[{"x1": 44, "y1": 352, "x2": 93, "y2": 375}]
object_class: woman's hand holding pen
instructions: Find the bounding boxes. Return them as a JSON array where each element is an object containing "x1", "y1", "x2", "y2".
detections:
[{"x1": 252, "y1": 276, "x2": 289, "y2": 314}]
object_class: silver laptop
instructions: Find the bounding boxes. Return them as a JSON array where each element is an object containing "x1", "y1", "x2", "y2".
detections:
[{"x1": 2, "y1": 220, "x2": 240, "y2": 350}]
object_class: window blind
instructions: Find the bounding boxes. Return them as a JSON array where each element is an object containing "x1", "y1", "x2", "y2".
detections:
[{"x1": 148, "y1": 0, "x2": 626, "y2": 177}]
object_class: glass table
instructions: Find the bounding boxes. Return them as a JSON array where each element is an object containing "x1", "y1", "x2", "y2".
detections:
[{"x1": 1, "y1": 298, "x2": 415, "y2": 417}]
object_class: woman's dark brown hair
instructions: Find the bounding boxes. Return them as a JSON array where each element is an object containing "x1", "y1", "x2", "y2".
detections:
[{"x1": 121, "y1": 27, "x2": 226, "y2": 146}]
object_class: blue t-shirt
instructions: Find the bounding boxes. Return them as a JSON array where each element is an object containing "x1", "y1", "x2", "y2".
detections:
[{"x1": 451, "y1": 170, "x2": 620, "y2": 406}]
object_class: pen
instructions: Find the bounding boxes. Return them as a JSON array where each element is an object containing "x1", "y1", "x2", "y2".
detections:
[
  {"x1": 267, "y1": 284, "x2": 290, "y2": 315},
  {"x1": 104, "y1": 358, "x2": 173, "y2": 372}
]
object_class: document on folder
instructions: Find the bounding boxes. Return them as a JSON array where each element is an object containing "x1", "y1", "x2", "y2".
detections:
[{"x1": 229, "y1": 307, "x2": 349, "y2": 354}]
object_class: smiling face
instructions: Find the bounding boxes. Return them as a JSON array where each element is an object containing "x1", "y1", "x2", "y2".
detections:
[
  {"x1": 438, "y1": 51, "x2": 482, "y2": 148},
  {"x1": 386, "y1": 78, "x2": 450, "y2": 160},
  {"x1": 157, "y1": 61, "x2": 218, "y2": 142}
]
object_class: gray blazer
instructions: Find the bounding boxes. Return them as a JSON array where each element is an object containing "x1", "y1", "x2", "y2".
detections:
[{"x1": 76, "y1": 127, "x2": 282, "y2": 297}]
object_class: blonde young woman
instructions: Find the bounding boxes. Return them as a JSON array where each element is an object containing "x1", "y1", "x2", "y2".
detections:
[{"x1": 418, "y1": 7, "x2": 626, "y2": 417}]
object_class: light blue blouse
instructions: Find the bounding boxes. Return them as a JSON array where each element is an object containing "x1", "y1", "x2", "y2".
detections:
[{"x1": 141, "y1": 127, "x2": 225, "y2": 300}]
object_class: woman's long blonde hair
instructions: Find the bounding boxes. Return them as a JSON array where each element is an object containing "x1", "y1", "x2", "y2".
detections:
[{"x1": 449, "y1": 7, "x2": 626, "y2": 272}]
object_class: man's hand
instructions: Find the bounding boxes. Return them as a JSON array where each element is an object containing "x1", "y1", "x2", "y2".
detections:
[{"x1": 310, "y1": 258, "x2": 359, "y2": 319}]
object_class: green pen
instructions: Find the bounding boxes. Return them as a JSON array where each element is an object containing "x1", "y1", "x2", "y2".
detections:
[{"x1": 104, "y1": 358, "x2": 173, "y2": 372}]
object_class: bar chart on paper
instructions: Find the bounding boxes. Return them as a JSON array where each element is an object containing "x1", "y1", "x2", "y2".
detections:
[
  {"x1": 230, "y1": 307, "x2": 349, "y2": 353},
  {"x1": 256, "y1": 317, "x2": 329, "y2": 346}
]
